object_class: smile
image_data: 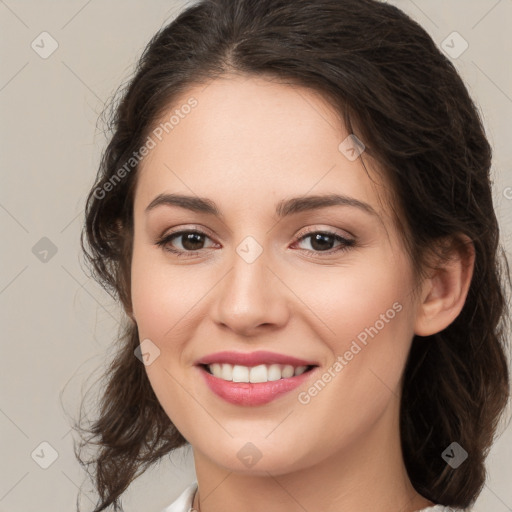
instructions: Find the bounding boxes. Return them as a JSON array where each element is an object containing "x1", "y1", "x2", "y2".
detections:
[
  {"x1": 195, "y1": 351, "x2": 319, "y2": 406},
  {"x1": 203, "y1": 363, "x2": 312, "y2": 382}
]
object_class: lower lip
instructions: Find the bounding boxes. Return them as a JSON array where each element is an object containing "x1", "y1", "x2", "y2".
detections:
[{"x1": 198, "y1": 365, "x2": 316, "y2": 406}]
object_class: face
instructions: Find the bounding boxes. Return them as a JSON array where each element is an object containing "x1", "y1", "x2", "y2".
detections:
[{"x1": 130, "y1": 75, "x2": 422, "y2": 475}]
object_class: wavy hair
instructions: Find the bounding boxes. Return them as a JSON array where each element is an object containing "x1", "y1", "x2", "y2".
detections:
[{"x1": 75, "y1": 0, "x2": 511, "y2": 510}]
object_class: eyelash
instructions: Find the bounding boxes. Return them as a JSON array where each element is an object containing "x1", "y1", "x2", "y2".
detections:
[{"x1": 154, "y1": 227, "x2": 356, "y2": 258}]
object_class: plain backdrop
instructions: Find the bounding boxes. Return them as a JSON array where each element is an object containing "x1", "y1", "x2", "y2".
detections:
[{"x1": 1, "y1": 1, "x2": 511, "y2": 511}]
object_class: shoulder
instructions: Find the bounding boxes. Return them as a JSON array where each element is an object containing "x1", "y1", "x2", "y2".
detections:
[{"x1": 159, "y1": 482, "x2": 198, "y2": 512}]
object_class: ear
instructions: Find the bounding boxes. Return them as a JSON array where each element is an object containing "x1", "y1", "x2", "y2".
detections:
[{"x1": 414, "y1": 235, "x2": 475, "y2": 336}]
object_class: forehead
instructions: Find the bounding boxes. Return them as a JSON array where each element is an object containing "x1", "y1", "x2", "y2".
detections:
[{"x1": 134, "y1": 75, "x2": 390, "y2": 220}]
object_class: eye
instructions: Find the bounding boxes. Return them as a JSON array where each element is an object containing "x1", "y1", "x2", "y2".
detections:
[
  {"x1": 292, "y1": 229, "x2": 356, "y2": 256},
  {"x1": 155, "y1": 227, "x2": 356, "y2": 258},
  {"x1": 155, "y1": 229, "x2": 216, "y2": 257}
]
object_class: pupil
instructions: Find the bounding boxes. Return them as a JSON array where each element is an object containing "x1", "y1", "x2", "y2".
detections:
[
  {"x1": 182, "y1": 233, "x2": 204, "y2": 250},
  {"x1": 311, "y1": 233, "x2": 333, "y2": 251}
]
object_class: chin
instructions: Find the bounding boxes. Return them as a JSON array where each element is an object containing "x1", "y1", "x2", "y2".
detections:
[{"x1": 194, "y1": 436, "x2": 316, "y2": 476}]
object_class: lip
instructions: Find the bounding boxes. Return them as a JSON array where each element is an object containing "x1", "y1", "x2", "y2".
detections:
[
  {"x1": 197, "y1": 365, "x2": 318, "y2": 406},
  {"x1": 195, "y1": 350, "x2": 318, "y2": 367}
]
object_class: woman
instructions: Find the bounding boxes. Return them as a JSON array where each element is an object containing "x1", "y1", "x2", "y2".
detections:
[{"x1": 76, "y1": 0, "x2": 511, "y2": 511}]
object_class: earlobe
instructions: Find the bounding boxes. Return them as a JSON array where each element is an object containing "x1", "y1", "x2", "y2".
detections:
[{"x1": 414, "y1": 235, "x2": 475, "y2": 337}]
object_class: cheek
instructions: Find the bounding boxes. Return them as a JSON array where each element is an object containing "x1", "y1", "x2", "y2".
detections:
[
  {"x1": 286, "y1": 270, "x2": 414, "y2": 461},
  {"x1": 129, "y1": 247, "x2": 205, "y2": 433},
  {"x1": 296, "y1": 254, "x2": 415, "y2": 400},
  {"x1": 293, "y1": 254, "x2": 413, "y2": 347},
  {"x1": 130, "y1": 243, "x2": 207, "y2": 341}
]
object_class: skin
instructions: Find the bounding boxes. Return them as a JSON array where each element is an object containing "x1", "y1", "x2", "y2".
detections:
[{"x1": 129, "y1": 74, "x2": 474, "y2": 512}]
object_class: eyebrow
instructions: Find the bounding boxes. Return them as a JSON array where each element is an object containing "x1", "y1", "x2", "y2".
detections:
[{"x1": 144, "y1": 193, "x2": 379, "y2": 218}]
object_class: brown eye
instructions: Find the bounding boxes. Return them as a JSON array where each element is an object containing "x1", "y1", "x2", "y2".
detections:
[
  {"x1": 155, "y1": 230, "x2": 215, "y2": 256},
  {"x1": 293, "y1": 230, "x2": 356, "y2": 256},
  {"x1": 174, "y1": 232, "x2": 206, "y2": 251}
]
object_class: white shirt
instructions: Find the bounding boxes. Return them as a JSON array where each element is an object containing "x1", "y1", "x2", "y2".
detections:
[{"x1": 160, "y1": 482, "x2": 466, "y2": 512}]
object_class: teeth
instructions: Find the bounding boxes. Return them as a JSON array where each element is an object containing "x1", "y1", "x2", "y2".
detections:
[
  {"x1": 282, "y1": 364, "x2": 294, "y2": 378},
  {"x1": 249, "y1": 364, "x2": 267, "y2": 383},
  {"x1": 294, "y1": 365, "x2": 308, "y2": 376},
  {"x1": 267, "y1": 364, "x2": 282, "y2": 381},
  {"x1": 232, "y1": 365, "x2": 249, "y2": 382},
  {"x1": 206, "y1": 363, "x2": 310, "y2": 382},
  {"x1": 221, "y1": 363, "x2": 233, "y2": 381}
]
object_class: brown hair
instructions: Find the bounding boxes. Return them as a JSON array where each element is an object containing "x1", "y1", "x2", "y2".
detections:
[{"x1": 75, "y1": 0, "x2": 511, "y2": 510}]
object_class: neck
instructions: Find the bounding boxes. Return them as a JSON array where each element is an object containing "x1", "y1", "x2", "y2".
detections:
[{"x1": 191, "y1": 397, "x2": 434, "y2": 512}]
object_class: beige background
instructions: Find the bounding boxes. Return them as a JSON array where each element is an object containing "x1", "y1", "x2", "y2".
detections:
[{"x1": 1, "y1": 1, "x2": 511, "y2": 511}]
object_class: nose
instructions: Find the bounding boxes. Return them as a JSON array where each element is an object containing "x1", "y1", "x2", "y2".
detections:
[{"x1": 211, "y1": 246, "x2": 291, "y2": 337}]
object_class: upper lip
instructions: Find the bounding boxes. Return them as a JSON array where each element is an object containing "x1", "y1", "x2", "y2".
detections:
[{"x1": 195, "y1": 350, "x2": 318, "y2": 367}]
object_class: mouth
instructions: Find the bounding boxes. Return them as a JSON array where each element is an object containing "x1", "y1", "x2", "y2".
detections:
[
  {"x1": 195, "y1": 351, "x2": 319, "y2": 406},
  {"x1": 199, "y1": 362, "x2": 317, "y2": 383}
]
